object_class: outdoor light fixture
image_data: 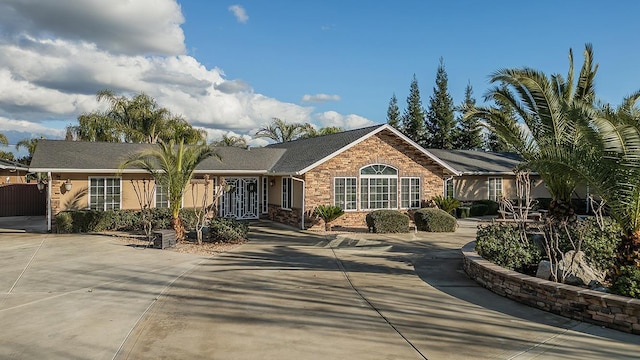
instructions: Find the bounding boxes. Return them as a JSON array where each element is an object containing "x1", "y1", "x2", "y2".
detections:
[
  {"x1": 64, "y1": 179, "x2": 72, "y2": 191},
  {"x1": 37, "y1": 179, "x2": 47, "y2": 191},
  {"x1": 269, "y1": 180, "x2": 275, "y2": 187}
]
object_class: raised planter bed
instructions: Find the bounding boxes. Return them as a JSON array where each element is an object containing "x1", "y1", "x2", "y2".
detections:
[{"x1": 462, "y1": 241, "x2": 640, "y2": 334}]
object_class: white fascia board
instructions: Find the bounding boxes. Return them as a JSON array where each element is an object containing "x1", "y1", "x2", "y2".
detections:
[
  {"x1": 296, "y1": 124, "x2": 461, "y2": 176},
  {"x1": 27, "y1": 168, "x2": 148, "y2": 174},
  {"x1": 193, "y1": 170, "x2": 268, "y2": 175}
]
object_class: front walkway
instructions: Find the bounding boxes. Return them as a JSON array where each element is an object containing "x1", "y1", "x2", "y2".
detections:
[{"x1": 118, "y1": 220, "x2": 640, "y2": 359}]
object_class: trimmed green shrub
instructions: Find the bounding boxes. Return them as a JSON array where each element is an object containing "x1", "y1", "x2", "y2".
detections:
[
  {"x1": 610, "y1": 266, "x2": 640, "y2": 299},
  {"x1": 475, "y1": 223, "x2": 542, "y2": 271},
  {"x1": 55, "y1": 212, "x2": 73, "y2": 233},
  {"x1": 365, "y1": 210, "x2": 410, "y2": 233},
  {"x1": 413, "y1": 208, "x2": 457, "y2": 232},
  {"x1": 179, "y1": 208, "x2": 199, "y2": 230},
  {"x1": 472, "y1": 200, "x2": 499, "y2": 215},
  {"x1": 456, "y1": 206, "x2": 470, "y2": 218},
  {"x1": 432, "y1": 195, "x2": 460, "y2": 214},
  {"x1": 208, "y1": 217, "x2": 249, "y2": 243},
  {"x1": 577, "y1": 217, "x2": 622, "y2": 273},
  {"x1": 469, "y1": 203, "x2": 488, "y2": 216}
]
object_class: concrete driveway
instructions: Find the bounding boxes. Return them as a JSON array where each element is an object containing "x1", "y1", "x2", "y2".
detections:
[{"x1": 1, "y1": 220, "x2": 639, "y2": 359}]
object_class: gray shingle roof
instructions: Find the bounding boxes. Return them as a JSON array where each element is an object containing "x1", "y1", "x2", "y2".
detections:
[
  {"x1": 266, "y1": 124, "x2": 385, "y2": 173},
  {"x1": 427, "y1": 149, "x2": 523, "y2": 175},
  {"x1": 30, "y1": 140, "x2": 285, "y2": 173},
  {"x1": 0, "y1": 158, "x2": 28, "y2": 171}
]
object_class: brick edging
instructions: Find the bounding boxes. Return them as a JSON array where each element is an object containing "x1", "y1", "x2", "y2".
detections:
[{"x1": 461, "y1": 241, "x2": 640, "y2": 334}]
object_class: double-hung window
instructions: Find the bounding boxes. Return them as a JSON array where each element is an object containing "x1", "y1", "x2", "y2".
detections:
[
  {"x1": 360, "y1": 164, "x2": 398, "y2": 210},
  {"x1": 261, "y1": 177, "x2": 269, "y2": 214},
  {"x1": 334, "y1": 177, "x2": 357, "y2": 210},
  {"x1": 400, "y1": 177, "x2": 421, "y2": 209},
  {"x1": 89, "y1": 177, "x2": 121, "y2": 210},
  {"x1": 444, "y1": 177, "x2": 454, "y2": 198},
  {"x1": 155, "y1": 182, "x2": 169, "y2": 208},
  {"x1": 488, "y1": 177, "x2": 503, "y2": 202},
  {"x1": 282, "y1": 177, "x2": 292, "y2": 209}
]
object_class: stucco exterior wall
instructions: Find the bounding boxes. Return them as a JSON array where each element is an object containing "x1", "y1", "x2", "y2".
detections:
[
  {"x1": 454, "y1": 175, "x2": 549, "y2": 201},
  {"x1": 0, "y1": 168, "x2": 27, "y2": 185}
]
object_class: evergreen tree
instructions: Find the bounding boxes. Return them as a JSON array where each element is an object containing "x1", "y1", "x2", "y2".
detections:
[
  {"x1": 425, "y1": 58, "x2": 456, "y2": 149},
  {"x1": 401, "y1": 74, "x2": 426, "y2": 144},
  {"x1": 454, "y1": 82, "x2": 483, "y2": 149},
  {"x1": 485, "y1": 131, "x2": 511, "y2": 152},
  {"x1": 386, "y1": 93, "x2": 401, "y2": 130}
]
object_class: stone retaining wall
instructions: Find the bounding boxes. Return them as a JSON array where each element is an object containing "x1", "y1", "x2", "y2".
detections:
[{"x1": 462, "y1": 241, "x2": 640, "y2": 334}]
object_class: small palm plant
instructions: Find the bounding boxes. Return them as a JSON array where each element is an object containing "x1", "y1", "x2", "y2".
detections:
[
  {"x1": 314, "y1": 205, "x2": 345, "y2": 231},
  {"x1": 432, "y1": 195, "x2": 461, "y2": 215}
]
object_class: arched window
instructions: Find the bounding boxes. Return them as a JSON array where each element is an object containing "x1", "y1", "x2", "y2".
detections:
[{"x1": 360, "y1": 164, "x2": 398, "y2": 209}]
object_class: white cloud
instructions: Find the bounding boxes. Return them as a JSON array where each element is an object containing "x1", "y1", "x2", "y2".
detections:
[
  {"x1": 0, "y1": 0, "x2": 374, "y2": 144},
  {"x1": 301, "y1": 93, "x2": 341, "y2": 103},
  {"x1": 228, "y1": 5, "x2": 249, "y2": 24},
  {"x1": 0, "y1": 0, "x2": 185, "y2": 55},
  {"x1": 314, "y1": 111, "x2": 375, "y2": 130}
]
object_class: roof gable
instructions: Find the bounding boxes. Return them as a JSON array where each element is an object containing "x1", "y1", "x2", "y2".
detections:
[{"x1": 267, "y1": 124, "x2": 460, "y2": 175}]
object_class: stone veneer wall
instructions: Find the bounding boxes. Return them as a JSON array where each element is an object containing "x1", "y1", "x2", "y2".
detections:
[
  {"x1": 303, "y1": 130, "x2": 448, "y2": 231},
  {"x1": 268, "y1": 204, "x2": 303, "y2": 229},
  {"x1": 462, "y1": 241, "x2": 640, "y2": 334}
]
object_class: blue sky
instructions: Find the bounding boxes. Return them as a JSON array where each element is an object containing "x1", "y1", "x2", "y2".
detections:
[{"x1": 0, "y1": 0, "x2": 639, "y2": 156}]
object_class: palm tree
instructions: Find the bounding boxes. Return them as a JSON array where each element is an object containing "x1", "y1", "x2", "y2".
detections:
[
  {"x1": 120, "y1": 139, "x2": 220, "y2": 240},
  {"x1": 581, "y1": 93, "x2": 640, "y2": 246},
  {"x1": 16, "y1": 136, "x2": 44, "y2": 157},
  {"x1": 212, "y1": 134, "x2": 248, "y2": 147},
  {"x1": 67, "y1": 90, "x2": 204, "y2": 144},
  {"x1": 466, "y1": 44, "x2": 598, "y2": 219},
  {"x1": 255, "y1": 118, "x2": 309, "y2": 143},
  {"x1": 300, "y1": 126, "x2": 344, "y2": 139},
  {"x1": 0, "y1": 132, "x2": 8, "y2": 146}
]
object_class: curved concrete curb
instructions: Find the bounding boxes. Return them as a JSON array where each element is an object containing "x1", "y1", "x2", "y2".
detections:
[{"x1": 461, "y1": 241, "x2": 640, "y2": 334}]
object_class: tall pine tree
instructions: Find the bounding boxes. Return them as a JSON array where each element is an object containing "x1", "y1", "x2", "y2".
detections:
[
  {"x1": 425, "y1": 58, "x2": 456, "y2": 149},
  {"x1": 386, "y1": 93, "x2": 401, "y2": 130},
  {"x1": 454, "y1": 82, "x2": 483, "y2": 149},
  {"x1": 401, "y1": 74, "x2": 426, "y2": 144}
]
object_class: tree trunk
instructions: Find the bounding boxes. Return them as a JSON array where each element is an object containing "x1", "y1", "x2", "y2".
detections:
[{"x1": 172, "y1": 216, "x2": 185, "y2": 242}]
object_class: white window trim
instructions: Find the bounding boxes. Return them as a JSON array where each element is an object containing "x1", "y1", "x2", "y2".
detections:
[
  {"x1": 360, "y1": 164, "x2": 399, "y2": 210},
  {"x1": 488, "y1": 177, "x2": 503, "y2": 202},
  {"x1": 334, "y1": 177, "x2": 357, "y2": 211},
  {"x1": 88, "y1": 176, "x2": 122, "y2": 211},
  {"x1": 154, "y1": 182, "x2": 169, "y2": 209},
  {"x1": 261, "y1": 177, "x2": 268, "y2": 214},
  {"x1": 282, "y1": 177, "x2": 292, "y2": 210},
  {"x1": 443, "y1": 177, "x2": 454, "y2": 198},
  {"x1": 400, "y1": 177, "x2": 421, "y2": 209}
]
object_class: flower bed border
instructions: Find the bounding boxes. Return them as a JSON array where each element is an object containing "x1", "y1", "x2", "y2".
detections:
[{"x1": 462, "y1": 241, "x2": 640, "y2": 334}]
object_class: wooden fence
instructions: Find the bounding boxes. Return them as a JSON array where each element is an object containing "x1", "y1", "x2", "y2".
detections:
[{"x1": 0, "y1": 183, "x2": 46, "y2": 217}]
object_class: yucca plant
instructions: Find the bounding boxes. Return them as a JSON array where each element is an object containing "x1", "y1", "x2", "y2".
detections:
[
  {"x1": 432, "y1": 195, "x2": 461, "y2": 215},
  {"x1": 314, "y1": 205, "x2": 345, "y2": 231}
]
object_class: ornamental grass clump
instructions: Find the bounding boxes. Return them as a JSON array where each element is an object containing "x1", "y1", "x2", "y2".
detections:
[
  {"x1": 432, "y1": 195, "x2": 460, "y2": 215},
  {"x1": 413, "y1": 208, "x2": 457, "y2": 232},
  {"x1": 314, "y1": 205, "x2": 345, "y2": 231}
]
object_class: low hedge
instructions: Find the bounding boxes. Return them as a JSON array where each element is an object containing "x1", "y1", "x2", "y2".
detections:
[
  {"x1": 469, "y1": 203, "x2": 488, "y2": 216},
  {"x1": 365, "y1": 210, "x2": 410, "y2": 233},
  {"x1": 54, "y1": 208, "x2": 203, "y2": 233},
  {"x1": 413, "y1": 208, "x2": 457, "y2": 232},
  {"x1": 208, "y1": 217, "x2": 249, "y2": 243},
  {"x1": 472, "y1": 200, "x2": 499, "y2": 215}
]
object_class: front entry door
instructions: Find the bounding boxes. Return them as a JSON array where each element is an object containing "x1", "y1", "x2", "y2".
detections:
[{"x1": 220, "y1": 177, "x2": 259, "y2": 220}]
